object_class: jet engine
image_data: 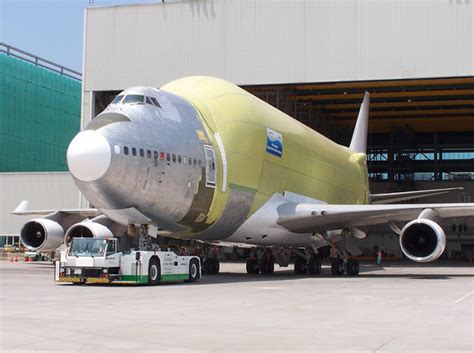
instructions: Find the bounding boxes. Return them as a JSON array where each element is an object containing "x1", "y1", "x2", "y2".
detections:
[
  {"x1": 64, "y1": 221, "x2": 113, "y2": 245},
  {"x1": 399, "y1": 219, "x2": 446, "y2": 263},
  {"x1": 20, "y1": 218, "x2": 64, "y2": 251}
]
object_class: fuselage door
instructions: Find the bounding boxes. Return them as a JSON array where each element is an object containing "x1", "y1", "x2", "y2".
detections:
[{"x1": 204, "y1": 145, "x2": 216, "y2": 188}]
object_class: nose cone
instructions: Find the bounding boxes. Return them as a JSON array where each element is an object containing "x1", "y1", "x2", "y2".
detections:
[{"x1": 67, "y1": 131, "x2": 112, "y2": 182}]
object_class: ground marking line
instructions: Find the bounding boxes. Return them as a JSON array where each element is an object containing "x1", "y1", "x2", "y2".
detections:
[{"x1": 453, "y1": 291, "x2": 474, "y2": 304}]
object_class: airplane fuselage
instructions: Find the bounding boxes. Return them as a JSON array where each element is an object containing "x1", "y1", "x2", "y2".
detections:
[{"x1": 68, "y1": 77, "x2": 369, "y2": 247}]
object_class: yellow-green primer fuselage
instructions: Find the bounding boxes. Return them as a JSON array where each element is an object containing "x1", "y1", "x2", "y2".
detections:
[{"x1": 162, "y1": 76, "x2": 369, "y2": 241}]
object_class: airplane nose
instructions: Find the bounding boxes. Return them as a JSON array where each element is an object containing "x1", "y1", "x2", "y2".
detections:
[{"x1": 67, "y1": 130, "x2": 112, "y2": 182}]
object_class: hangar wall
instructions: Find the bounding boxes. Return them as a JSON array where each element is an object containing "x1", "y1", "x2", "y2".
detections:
[
  {"x1": 0, "y1": 173, "x2": 81, "y2": 236},
  {"x1": 82, "y1": 0, "x2": 473, "y2": 125}
]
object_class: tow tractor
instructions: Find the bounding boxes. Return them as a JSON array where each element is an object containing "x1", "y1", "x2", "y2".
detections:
[{"x1": 55, "y1": 237, "x2": 201, "y2": 285}]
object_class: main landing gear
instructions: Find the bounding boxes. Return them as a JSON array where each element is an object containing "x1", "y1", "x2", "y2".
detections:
[
  {"x1": 330, "y1": 258, "x2": 360, "y2": 276},
  {"x1": 202, "y1": 244, "x2": 220, "y2": 275},
  {"x1": 246, "y1": 248, "x2": 275, "y2": 274},
  {"x1": 294, "y1": 255, "x2": 322, "y2": 275}
]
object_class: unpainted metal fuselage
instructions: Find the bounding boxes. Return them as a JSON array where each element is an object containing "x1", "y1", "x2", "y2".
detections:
[{"x1": 68, "y1": 77, "x2": 369, "y2": 247}]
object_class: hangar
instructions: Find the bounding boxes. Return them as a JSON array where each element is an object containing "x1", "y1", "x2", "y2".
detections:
[
  {"x1": 80, "y1": 0, "x2": 474, "y2": 259},
  {"x1": 1, "y1": 0, "x2": 473, "y2": 260}
]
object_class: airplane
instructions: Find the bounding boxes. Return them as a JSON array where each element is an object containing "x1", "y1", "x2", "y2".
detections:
[{"x1": 13, "y1": 76, "x2": 474, "y2": 276}]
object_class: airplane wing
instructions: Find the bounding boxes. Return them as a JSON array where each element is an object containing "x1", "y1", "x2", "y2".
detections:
[
  {"x1": 11, "y1": 200, "x2": 100, "y2": 217},
  {"x1": 277, "y1": 202, "x2": 474, "y2": 233},
  {"x1": 370, "y1": 187, "x2": 464, "y2": 204}
]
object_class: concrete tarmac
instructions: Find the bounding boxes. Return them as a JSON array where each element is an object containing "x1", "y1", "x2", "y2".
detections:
[{"x1": 0, "y1": 260, "x2": 473, "y2": 352}]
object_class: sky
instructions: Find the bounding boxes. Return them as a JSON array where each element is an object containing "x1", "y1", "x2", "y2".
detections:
[{"x1": 0, "y1": 0, "x2": 168, "y2": 73}]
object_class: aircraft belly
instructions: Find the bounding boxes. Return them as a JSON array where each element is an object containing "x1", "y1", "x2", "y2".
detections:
[{"x1": 227, "y1": 193, "x2": 325, "y2": 247}]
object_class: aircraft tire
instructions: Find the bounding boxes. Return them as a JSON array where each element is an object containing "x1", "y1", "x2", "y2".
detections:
[
  {"x1": 331, "y1": 258, "x2": 345, "y2": 276},
  {"x1": 346, "y1": 259, "x2": 360, "y2": 276},
  {"x1": 261, "y1": 259, "x2": 275, "y2": 274},
  {"x1": 294, "y1": 258, "x2": 307, "y2": 275},
  {"x1": 209, "y1": 258, "x2": 220, "y2": 274},
  {"x1": 308, "y1": 257, "x2": 322, "y2": 275},
  {"x1": 246, "y1": 259, "x2": 258, "y2": 274},
  {"x1": 148, "y1": 257, "x2": 161, "y2": 285},
  {"x1": 185, "y1": 259, "x2": 200, "y2": 283}
]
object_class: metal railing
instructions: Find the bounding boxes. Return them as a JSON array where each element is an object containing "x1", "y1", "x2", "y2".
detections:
[{"x1": 0, "y1": 42, "x2": 82, "y2": 80}]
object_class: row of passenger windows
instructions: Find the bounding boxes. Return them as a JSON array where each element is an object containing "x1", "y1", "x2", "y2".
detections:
[
  {"x1": 111, "y1": 94, "x2": 161, "y2": 108},
  {"x1": 121, "y1": 146, "x2": 205, "y2": 168}
]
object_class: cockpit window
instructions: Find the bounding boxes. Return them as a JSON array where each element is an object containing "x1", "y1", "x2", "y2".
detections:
[
  {"x1": 111, "y1": 95, "x2": 124, "y2": 104},
  {"x1": 146, "y1": 96, "x2": 153, "y2": 105},
  {"x1": 123, "y1": 95, "x2": 145, "y2": 104},
  {"x1": 150, "y1": 97, "x2": 161, "y2": 108}
]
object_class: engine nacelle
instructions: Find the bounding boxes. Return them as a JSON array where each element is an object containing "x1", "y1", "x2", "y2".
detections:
[
  {"x1": 20, "y1": 218, "x2": 64, "y2": 251},
  {"x1": 399, "y1": 219, "x2": 446, "y2": 263},
  {"x1": 64, "y1": 221, "x2": 113, "y2": 245}
]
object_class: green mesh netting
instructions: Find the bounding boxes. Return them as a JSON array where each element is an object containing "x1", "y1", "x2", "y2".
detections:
[{"x1": 0, "y1": 54, "x2": 81, "y2": 172}]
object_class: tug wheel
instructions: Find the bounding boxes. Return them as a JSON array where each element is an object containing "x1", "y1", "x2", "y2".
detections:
[
  {"x1": 186, "y1": 259, "x2": 200, "y2": 283},
  {"x1": 148, "y1": 257, "x2": 161, "y2": 285}
]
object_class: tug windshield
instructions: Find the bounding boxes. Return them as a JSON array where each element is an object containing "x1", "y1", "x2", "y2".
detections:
[{"x1": 69, "y1": 238, "x2": 107, "y2": 257}]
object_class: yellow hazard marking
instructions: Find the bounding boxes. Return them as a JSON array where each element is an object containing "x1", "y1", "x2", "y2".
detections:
[{"x1": 196, "y1": 130, "x2": 208, "y2": 143}]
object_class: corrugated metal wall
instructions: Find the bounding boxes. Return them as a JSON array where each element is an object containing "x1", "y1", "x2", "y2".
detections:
[
  {"x1": 0, "y1": 54, "x2": 81, "y2": 172},
  {"x1": 83, "y1": 0, "x2": 473, "y2": 87},
  {"x1": 0, "y1": 173, "x2": 81, "y2": 235},
  {"x1": 82, "y1": 0, "x2": 473, "y2": 125}
]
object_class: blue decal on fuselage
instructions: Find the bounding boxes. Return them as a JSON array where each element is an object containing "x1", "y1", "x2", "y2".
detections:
[{"x1": 266, "y1": 128, "x2": 283, "y2": 157}]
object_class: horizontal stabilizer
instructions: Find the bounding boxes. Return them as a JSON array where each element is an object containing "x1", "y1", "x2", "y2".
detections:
[{"x1": 370, "y1": 187, "x2": 464, "y2": 204}]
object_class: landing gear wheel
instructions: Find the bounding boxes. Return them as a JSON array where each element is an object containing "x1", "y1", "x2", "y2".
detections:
[
  {"x1": 148, "y1": 257, "x2": 161, "y2": 285},
  {"x1": 246, "y1": 259, "x2": 259, "y2": 274},
  {"x1": 186, "y1": 259, "x2": 200, "y2": 283},
  {"x1": 203, "y1": 258, "x2": 220, "y2": 274},
  {"x1": 261, "y1": 259, "x2": 275, "y2": 274},
  {"x1": 346, "y1": 259, "x2": 359, "y2": 276},
  {"x1": 331, "y1": 258, "x2": 345, "y2": 276},
  {"x1": 308, "y1": 257, "x2": 322, "y2": 275},
  {"x1": 294, "y1": 258, "x2": 308, "y2": 275}
]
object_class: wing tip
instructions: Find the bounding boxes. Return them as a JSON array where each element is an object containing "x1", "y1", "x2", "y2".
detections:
[{"x1": 12, "y1": 200, "x2": 29, "y2": 215}]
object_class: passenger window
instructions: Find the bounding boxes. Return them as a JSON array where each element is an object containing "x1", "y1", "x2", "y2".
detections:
[
  {"x1": 212, "y1": 162, "x2": 215, "y2": 170},
  {"x1": 189, "y1": 157, "x2": 192, "y2": 165},
  {"x1": 150, "y1": 97, "x2": 161, "y2": 108},
  {"x1": 140, "y1": 149, "x2": 144, "y2": 157},
  {"x1": 154, "y1": 151, "x2": 158, "y2": 159},
  {"x1": 132, "y1": 148, "x2": 137, "y2": 156},
  {"x1": 172, "y1": 154, "x2": 176, "y2": 163},
  {"x1": 147, "y1": 150, "x2": 152, "y2": 158},
  {"x1": 198, "y1": 160, "x2": 202, "y2": 167},
  {"x1": 193, "y1": 158, "x2": 197, "y2": 167},
  {"x1": 183, "y1": 156, "x2": 187, "y2": 165},
  {"x1": 166, "y1": 153, "x2": 170, "y2": 162},
  {"x1": 178, "y1": 155, "x2": 182, "y2": 164},
  {"x1": 160, "y1": 152, "x2": 165, "y2": 161},
  {"x1": 124, "y1": 146, "x2": 129, "y2": 155}
]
